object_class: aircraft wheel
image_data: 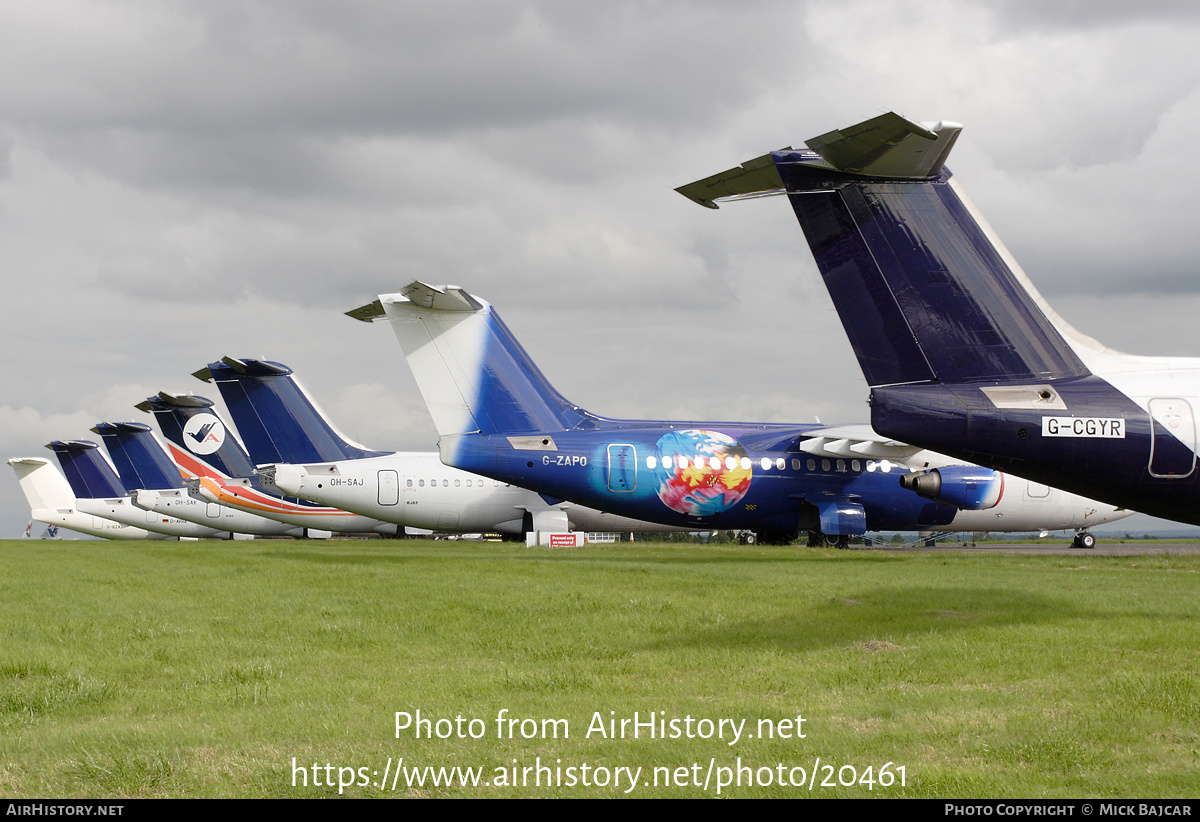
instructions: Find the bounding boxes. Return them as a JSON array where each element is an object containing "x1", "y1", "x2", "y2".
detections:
[
  {"x1": 742, "y1": 532, "x2": 757, "y2": 545},
  {"x1": 1075, "y1": 531, "x2": 1096, "y2": 550},
  {"x1": 832, "y1": 534, "x2": 850, "y2": 550}
]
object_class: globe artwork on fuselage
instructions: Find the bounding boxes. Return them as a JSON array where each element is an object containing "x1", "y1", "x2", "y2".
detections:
[{"x1": 653, "y1": 429, "x2": 752, "y2": 516}]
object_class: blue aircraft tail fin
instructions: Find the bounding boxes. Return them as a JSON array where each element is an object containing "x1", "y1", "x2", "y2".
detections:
[
  {"x1": 45, "y1": 440, "x2": 127, "y2": 499},
  {"x1": 92, "y1": 422, "x2": 186, "y2": 491},
  {"x1": 193, "y1": 357, "x2": 390, "y2": 465},
  {"x1": 135, "y1": 393, "x2": 256, "y2": 479},
  {"x1": 347, "y1": 282, "x2": 590, "y2": 437},
  {"x1": 678, "y1": 112, "x2": 1091, "y2": 388}
]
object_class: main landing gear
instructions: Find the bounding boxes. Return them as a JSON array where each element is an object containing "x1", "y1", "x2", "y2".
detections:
[
  {"x1": 807, "y1": 531, "x2": 850, "y2": 550},
  {"x1": 738, "y1": 529, "x2": 801, "y2": 546},
  {"x1": 1072, "y1": 531, "x2": 1096, "y2": 550}
]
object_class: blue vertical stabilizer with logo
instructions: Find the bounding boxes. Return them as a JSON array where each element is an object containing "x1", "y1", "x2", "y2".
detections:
[
  {"x1": 193, "y1": 357, "x2": 390, "y2": 465},
  {"x1": 135, "y1": 393, "x2": 258, "y2": 479},
  {"x1": 46, "y1": 440, "x2": 128, "y2": 499}
]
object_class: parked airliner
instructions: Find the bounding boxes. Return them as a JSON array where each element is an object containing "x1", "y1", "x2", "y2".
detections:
[
  {"x1": 346, "y1": 281, "x2": 1130, "y2": 546},
  {"x1": 8, "y1": 456, "x2": 159, "y2": 540},
  {"x1": 677, "y1": 111, "x2": 1200, "y2": 526},
  {"x1": 134, "y1": 393, "x2": 401, "y2": 538},
  {"x1": 194, "y1": 356, "x2": 687, "y2": 536},
  {"x1": 92, "y1": 421, "x2": 261, "y2": 539},
  {"x1": 44, "y1": 439, "x2": 226, "y2": 538}
]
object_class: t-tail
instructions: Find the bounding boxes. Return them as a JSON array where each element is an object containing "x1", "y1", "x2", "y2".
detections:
[
  {"x1": 46, "y1": 440, "x2": 128, "y2": 500},
  {"x1": 679, "y1": 111, "x2": 1200, "y2": 521},
  {"x1": 135, "y1": 393, "x2": 257, "y2": 480},
  {"x1": 347, "y1": 282, "x2": 596, "y2": 463},
  {"x1": 92, "y1": 422, "x2": 187, "y2": 491},
  {"x1": 9, "y1": 457, "x2": 78, "y2": 513},
  {"x1": 8, "y1": 456, "x2": 159, "y2": 540},
  {"x1": 677, "y1": 111, "x2": 1092, "y2": 389},
  {"x1": 192, "y1": 357, "x2": 390, "y2": 465}
]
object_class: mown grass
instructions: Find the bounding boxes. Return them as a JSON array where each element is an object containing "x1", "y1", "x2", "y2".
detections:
[{"x1": 0, "y1": 539, "x2": 1196, "y2": 797}]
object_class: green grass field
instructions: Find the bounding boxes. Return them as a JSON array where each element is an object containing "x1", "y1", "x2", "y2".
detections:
[{"x1": 0, "y1": 538, "x2": 1196, "y2": 798}]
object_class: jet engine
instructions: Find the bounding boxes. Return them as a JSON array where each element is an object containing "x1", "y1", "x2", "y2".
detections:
[{"x1": 899, "y1": 466, "x2": 1004, "y2": 510}]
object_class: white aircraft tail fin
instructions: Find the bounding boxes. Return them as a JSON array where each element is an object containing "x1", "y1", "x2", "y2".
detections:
[
  {"x1": 348, "y1": 282, "x2": 588, "y2": 439},
  {"x1": 9, "y1": 457, "x2": 77, "y2": 512}
]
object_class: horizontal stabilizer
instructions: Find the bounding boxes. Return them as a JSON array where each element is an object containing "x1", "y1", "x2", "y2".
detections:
[
  {"x1": 348, "y1": 284, "x2": 482, "y2": 322},
  {"x1": 398, "y1": 282, "x2": 484, "y2": 312},
  {"x1": 676, "y1": 112, "x2": 962, "y2": 209},
  {"x1": 345, "y1": 299, "x2": 385, "y2": 323},
  {"x1": 675, "y1": 151, "x2": 790, "y2": 209},
  {"x1": 804, "y1": 112, "x2": 961, "y2": 179},
  {"x1": 135, "y1": 391, "x2": 212, "y2": 413}
]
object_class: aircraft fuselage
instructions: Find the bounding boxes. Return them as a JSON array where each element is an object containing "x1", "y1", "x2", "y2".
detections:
[{"x1": 436, "y1": 422, "x2": 1120, "y2": 538}]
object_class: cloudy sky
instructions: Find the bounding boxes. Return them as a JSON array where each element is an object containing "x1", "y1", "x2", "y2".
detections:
[{"x1": 5, "y1": 0, "x2": 1200, "y2": 536}]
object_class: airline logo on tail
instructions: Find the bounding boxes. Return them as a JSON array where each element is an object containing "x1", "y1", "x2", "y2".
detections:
[{"x1": 182, "y1": 414, "x2": 226, "y2": 456}]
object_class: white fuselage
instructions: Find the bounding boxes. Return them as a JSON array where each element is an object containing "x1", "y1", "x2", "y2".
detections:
[
  {"x1": 29, "y1": 505, "x2": 167, "y2": 540},
  {"x1": 132, "y1": 488, "x2": 304, "y2": 537},
  {"x1": 75, "y1": 496, "x2": 231, "y2": 539},
  {"x1": 266, "y1": 452, "x2": 686, "y2": 535}
]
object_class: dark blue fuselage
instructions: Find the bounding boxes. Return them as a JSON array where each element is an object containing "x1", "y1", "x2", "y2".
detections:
[{"x1": 443, "y1": 422, "x2": 960, "y2": 538}]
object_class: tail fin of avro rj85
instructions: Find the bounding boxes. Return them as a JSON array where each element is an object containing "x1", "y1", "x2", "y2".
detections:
[
  {"x1": 346, "y1": 282, "x2": 592, "y2": 441},
  {"x1": 192, "y1": 357, "x2": 390, "y2": 465},
  {"x1": 677, "y1": 112, "x2": 1200, "y2": 522},
  {"x1": 135, "y1": 393, "x2": 257, "y2": 480},
  {"x1": 45, "y1": 440, "x2": 129, "y2": 499},
  {"x1": 91, "y1": 422, "x2": 186, "y2": 491},
  {"x1": 676, "y1": 111, "x2": 1094, "y2": 390},
  {"x1": 9, "y1": 457, "x2": 77, "y2": 512}
]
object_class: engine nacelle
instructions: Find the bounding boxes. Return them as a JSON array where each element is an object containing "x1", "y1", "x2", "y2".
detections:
[{"x1": 899, "y1": 466, "x2": 1004, "y2": 510}]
